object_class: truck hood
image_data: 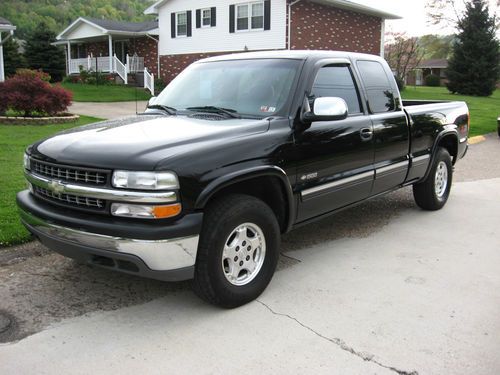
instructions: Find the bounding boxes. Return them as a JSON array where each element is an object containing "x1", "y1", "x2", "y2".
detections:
[{"x1": 31, "y1": 115, "x2": 270, "y2": 170}]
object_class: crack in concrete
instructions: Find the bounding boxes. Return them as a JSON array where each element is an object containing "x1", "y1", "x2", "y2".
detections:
[
  {"x1": 280, "y1": 253, "x2": 302, "y2": 262},
  {"x1": 256, "y1": 300, "x2": 419, "y2": 375}
]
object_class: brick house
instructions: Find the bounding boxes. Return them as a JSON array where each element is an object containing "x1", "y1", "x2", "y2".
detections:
[{"x1": 55, "y1": 0, "x2": 399, "y2": 89}]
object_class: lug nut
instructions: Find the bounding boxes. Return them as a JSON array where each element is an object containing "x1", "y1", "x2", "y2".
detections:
[
  {"x1": 234, "y1": 256, "x2": 238, "y2": 261},
  {"x1": 239, "y1": 261, "x2": 243, "y2": 266},
  {"x1": 246, "y1": 256, "x2": 250, "y2": 261},
  {"x1": 242, "y1": 241, "x2": 246, "y2": 246},
  {"x1": 247, "y1": 246, "x2": 251, "y2": 251}
]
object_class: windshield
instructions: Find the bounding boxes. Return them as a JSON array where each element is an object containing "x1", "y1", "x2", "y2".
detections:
[{"x1": 154, "y1": 59, "x2": 301, "y2": 118}]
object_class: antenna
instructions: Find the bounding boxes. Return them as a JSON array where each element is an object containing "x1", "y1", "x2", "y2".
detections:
[{"x1": 134, "y1": 36, "x2": 138, "y2": 115}]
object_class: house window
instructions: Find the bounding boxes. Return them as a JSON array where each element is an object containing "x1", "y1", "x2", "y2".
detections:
[
  {"x1": 202, "y1": 8, "x2": 211, "y2": 27},
  {"x1": 251, "y1": 2, "x2": 264, "y2": 29},
  {"x1": 177, "y1": 11, "x2": 187, "y2": 36},
  {"x1": 236, "y1": 2, "x2": 263, "y2": 31}
]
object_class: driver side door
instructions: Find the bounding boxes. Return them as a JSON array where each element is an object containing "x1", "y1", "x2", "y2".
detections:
[{"x1": 294, "y1": 61, "x2": 375, "y2": 222}]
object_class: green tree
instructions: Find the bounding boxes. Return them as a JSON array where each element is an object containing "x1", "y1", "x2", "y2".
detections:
[
  {"x1": 446, "y1": 0, "x2": 499, "y2": 96},
  {"x1": 24, "y1": 23, "x2": 66, "y2": 82},
  {"x1": 3, "y1": 37, "x2": 25, "y2": 78}
]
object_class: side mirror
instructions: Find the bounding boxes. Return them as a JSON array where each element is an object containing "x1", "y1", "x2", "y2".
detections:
[
  {"x1": 302, "y1": 97, "x2": 348, "y2": 123},
  {"x1": 148, "y1": 96, "x2": 158, "y2": 106}
]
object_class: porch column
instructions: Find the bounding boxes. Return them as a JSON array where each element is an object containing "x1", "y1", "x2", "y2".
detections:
[
  {"x1": 0, "y1": 31, "x2": 4, "y2": 82},
  {"x1": 108, "y1": 35, "x2": 113, "y2": 72},
  {"x1": 0, "y1": 40, "x2": 4, "y2": 82},
  {"x1": 66, "y1": 41, "x2": 71, "y2": 75}
]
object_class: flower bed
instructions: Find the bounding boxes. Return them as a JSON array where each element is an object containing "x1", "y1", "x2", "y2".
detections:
[{"x1": 0, "y1": 113, "x2": 79, "y2": 125}]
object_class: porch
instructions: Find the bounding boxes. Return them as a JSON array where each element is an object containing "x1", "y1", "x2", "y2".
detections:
[{"x1": 55, "y1": 17, "x2": 158, "y2": 94}]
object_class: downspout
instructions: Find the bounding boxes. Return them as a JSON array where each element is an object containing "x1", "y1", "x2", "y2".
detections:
[
  {"x1": 287, "y1": 0, "x2": 302, "y2": 50},
  {"x1": 380, "y1": 19, "x2": 385, "y2": 58},
  {"x1": 145, "y1": 34, "x2": 160, "y2": 77}
]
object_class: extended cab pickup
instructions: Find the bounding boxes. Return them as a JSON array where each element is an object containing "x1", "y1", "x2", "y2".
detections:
[{"x1": 17, "y1": 51, "x2": 469, "y2": 307}]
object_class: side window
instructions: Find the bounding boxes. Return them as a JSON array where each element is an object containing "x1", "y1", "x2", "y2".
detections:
[
  {"x1": 311, "y1": 65, "x2": 361, "y2": 114},
  {"x1": 357, "y1": 60, "x2": 396, "y2": 113}
]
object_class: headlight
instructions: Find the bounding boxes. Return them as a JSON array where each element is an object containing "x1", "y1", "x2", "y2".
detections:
[
  {"x1": 23, "y1": 153, "x2": 31, "y2": 170},
  {"x1": 111, "y1": 203, "x2": 182, "y2": 219},
  {"x1": 112, "y1": 170, "x2": 179, "y2": 190}
]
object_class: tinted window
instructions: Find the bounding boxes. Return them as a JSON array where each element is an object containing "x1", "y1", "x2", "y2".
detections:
[
  {"x1": 311, "y1": 66, "x2": 361, "y2": 114},
  {"x1": 357, "y1": 60, "x2": 396, "y2": 113},
  {"x1": 155, "y1": 59, "x2": 300, "y2": 118}
]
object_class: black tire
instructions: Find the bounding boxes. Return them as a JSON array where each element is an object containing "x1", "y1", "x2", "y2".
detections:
[
  {"x1": 413, "y1": 148, "x2": 453, "y2": 211},
  {"x1": 192, "y1": 194, "x2": 280, "y2": 308}
]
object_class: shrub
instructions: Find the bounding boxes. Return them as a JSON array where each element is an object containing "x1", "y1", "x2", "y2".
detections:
[
  {"x1": 154, "y1": 77, "x2": 166, "y2": 95},
  {"x1": 15, "y1": 68, "x2": 51, "y2": 82},
  {"x1": 394, "y1": 75, "x2": 405, "y2": 91},
  {"x1": 76, "y1": 66, "x2": 115, "y2": 85},
  {"x1": 0, "y1": 70, "x2": 72, "y2": 117},
  {"x1": 425, "y1": 74, "x2": 441, "y2": 87}
]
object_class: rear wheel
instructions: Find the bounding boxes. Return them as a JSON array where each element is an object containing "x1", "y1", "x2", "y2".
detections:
[
  {"x1": 413, "y1": 148, "x2": 453, "y2": 211},
  {"x1": 193, "y1": 194, "x2": 280, "y2": 308}
]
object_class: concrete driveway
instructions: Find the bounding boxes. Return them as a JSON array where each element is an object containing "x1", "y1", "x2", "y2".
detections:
[
  {"x1": 69, "y1": 101, "x2": 148, "y2": 119},
  {"x1": 1, "y1": 135, "x2": 499, "y2": 374}
]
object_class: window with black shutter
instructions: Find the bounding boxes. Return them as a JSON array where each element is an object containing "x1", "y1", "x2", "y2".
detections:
[
  {"x1": 172, "y1": 10, "x2": 192, "y2": 37},
  {"x1": 197, "y1": 7, "x2": 216, "y2": 28},
  {"x1": 230, "y1": 1, "x2": 270, "y2": 32}
]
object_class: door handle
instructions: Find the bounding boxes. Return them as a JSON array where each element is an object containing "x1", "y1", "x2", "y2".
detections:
[{"x1": 360, "y1": 128, "x2": 373, "y2": 141}]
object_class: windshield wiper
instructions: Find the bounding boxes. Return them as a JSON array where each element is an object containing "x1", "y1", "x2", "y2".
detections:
[
  {"x1": 186, "y1": 106, "x2": 241, "y2": 119},
  {"x1": 146, "y1": 104, "x2": 177, "y2": 115}
]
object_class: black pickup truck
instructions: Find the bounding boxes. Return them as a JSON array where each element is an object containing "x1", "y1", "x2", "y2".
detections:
[{"x1": 17, "y1": 51, "x2": 469, "y2": 307}]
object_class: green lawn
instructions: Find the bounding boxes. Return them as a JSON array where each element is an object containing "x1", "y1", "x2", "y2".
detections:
[
  {"x1": 401, "y1": 86, "x2": 499, "y2": 137},
  {"x1": 61, "y1": 83, "x2": 152, "y2": 102},
  {"x1": 0, "y1": 116, "x2": 102, "y2": 247}
]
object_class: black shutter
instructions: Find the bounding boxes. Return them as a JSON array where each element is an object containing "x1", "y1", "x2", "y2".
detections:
[
  {"x1": 211, "y1": 7, "x2": 216, "y2": 27},
  {"x1": 196, "y1": 9, "x2": 201, "y2": 28},
  {"x1": 229, "y1": 5, "x2": 235, "y2": 33},
  {"x1": 187, "y1": 10, "x2": 192, "y2": 37},
  {"x1": 171, "y1": 12, "x2": 176, "y2": 38},
  {"x1": 264, "y1": 0, "x2": 271, "y2": 30}
]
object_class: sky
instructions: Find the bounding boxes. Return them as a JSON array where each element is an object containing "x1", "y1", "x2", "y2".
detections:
[{"x1": 353, "y1": 0, "x2": 499, "y2": 37}]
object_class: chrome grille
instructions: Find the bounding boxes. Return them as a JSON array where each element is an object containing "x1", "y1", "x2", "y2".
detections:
[
  {"x1": 34, "y1": 186, "x2": 106, "y2": 210},
  {"x1": 31, "y1": 159, "x2": 108, "y2": 185}
]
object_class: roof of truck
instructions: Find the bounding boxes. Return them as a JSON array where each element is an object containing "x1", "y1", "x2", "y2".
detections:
[{"x1": 198, "y1": 50, "x2": 383, "y2": 63}]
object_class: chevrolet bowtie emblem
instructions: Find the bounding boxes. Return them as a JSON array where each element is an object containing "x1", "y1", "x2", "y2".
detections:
[{"x1": 48, "y1": 180, "x2": 66, "y2": 195}]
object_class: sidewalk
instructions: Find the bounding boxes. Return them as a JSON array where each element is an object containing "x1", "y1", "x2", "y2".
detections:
[{"x1": 69, "y1": 101, "x2": 149, "y2": 119}]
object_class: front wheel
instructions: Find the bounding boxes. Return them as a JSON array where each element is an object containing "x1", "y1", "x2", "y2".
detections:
[
  {"x1": 193, "y1": 194, "x2": 280, "y2": 308},
  {"x1": 413, "y1": 148, "x2": 453, "y2": 211}
]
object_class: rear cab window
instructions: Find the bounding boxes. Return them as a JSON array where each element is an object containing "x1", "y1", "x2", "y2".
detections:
[{"x1": 356, "y1": 60, "x2": 400, "y2": 114}]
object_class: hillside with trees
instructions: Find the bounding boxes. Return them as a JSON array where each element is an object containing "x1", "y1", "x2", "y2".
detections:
[{"x1": 2, "y1": 0, "x2": 155, "y2": 38}]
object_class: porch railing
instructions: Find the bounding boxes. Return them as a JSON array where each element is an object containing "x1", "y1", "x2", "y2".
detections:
[
  {"x1": 113, "y1": 54, "x2": 127, "y2": 84},
  {"x1": 127, "y1": 55, "x2": 144, "y2": 74},
  {"x1": 144, "y1": 67, "x2": 154, "y2": 96},
  {"x1": 68, "y1": 54, "x2": 145, "y2": 81}
]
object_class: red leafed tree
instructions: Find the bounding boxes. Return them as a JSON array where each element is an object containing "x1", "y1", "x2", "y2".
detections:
[
  {"x1": 0, "y1": 70, "x2": 72, "y2": 117},
  {"x1": 384, "y1": 32, "x2": 424, "y2": 87}
]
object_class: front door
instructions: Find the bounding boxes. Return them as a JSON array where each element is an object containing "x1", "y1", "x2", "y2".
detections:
[
  {"x1": 113, "y1": 41, "x2": 129, "y2": 63},
  {"x1": 295, "y1": 62, "x2": 374, "y2": 222}
]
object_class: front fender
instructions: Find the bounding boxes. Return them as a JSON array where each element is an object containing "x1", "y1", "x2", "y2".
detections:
[{"x1": 195, "y1": 165, "x2": 296, "y2": 232}]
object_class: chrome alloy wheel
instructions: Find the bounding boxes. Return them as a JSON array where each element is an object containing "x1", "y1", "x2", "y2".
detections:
[
  {"x1": 434, "y1": 161, "x2": 448, "y2": 198},
  {"x1": 222, "y1": 223, "x2": 266, "y2": 286}
]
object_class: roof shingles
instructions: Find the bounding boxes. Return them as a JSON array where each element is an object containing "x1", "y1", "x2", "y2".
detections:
[{"x1": 82, "y1": 17, "x2": 157, "y2": 33}]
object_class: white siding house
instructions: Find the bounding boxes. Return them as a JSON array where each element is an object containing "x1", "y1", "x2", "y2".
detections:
[{"x1": 146, "y1": 0, "x2": 287, "y2": 55}]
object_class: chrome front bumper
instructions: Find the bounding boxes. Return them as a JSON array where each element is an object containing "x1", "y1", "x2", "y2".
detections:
[{"x1": 19, "y1": 205, "x2": 200, "y2": 281}]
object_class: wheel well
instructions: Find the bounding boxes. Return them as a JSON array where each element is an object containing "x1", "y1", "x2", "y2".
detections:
[
  {"x1": 206, "y1": 176, "x2": 289, "y2": 233},
  {"x1": 438, "y1": 134, "x2": 458, "y2": 164}
]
